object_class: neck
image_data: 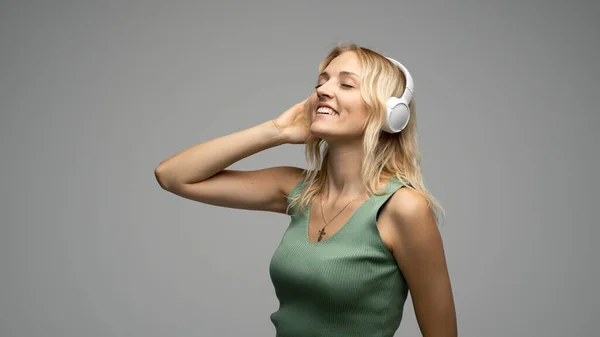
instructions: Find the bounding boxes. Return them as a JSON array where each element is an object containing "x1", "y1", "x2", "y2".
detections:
[{"x1": 322, "y1": 139, "x2": 365, "y2": 202}]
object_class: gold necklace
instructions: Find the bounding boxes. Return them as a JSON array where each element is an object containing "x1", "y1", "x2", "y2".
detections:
[{"x1": 317, "y1": 191, "x2": 364, "y2": 242}]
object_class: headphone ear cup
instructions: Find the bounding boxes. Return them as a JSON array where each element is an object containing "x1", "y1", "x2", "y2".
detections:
[{"x1": 383, "y1": 97, "x2": 410, "y2": 133}]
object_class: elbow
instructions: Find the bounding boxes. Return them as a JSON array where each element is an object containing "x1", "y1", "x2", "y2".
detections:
[{"x1": 154, "y1": 163, "x2": 175, "y2": 191}]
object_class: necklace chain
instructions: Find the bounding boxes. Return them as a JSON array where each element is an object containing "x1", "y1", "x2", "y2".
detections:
[{"x1": 317, "y1": 191, "x2": 364, "y2": 242}]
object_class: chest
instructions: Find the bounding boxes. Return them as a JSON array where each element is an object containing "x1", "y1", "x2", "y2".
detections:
[
  {"x1": 306, "y1": 198, "x2": 397, "y2": 253},
  {"x1": 269, "y1": 203, "x2": 404, "y2": 311}
]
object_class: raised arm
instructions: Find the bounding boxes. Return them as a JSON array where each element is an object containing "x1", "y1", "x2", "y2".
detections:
[{"x1": 154, "y1": 100, "x2": 311, "y2": 214}]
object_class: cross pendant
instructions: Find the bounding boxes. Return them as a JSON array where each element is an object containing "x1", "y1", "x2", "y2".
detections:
[{"x1": 317, "y1": 228, "x2": 327, "y2": 242}]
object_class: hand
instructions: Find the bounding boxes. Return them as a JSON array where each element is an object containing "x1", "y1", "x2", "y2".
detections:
[{"x1": 271, "y1": 97, "x2": 313, "y2": 144}]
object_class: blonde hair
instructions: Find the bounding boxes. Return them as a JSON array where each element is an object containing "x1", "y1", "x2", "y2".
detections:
[{"x1": 287, "y1": 43, "x2": 445, "y2": 226}]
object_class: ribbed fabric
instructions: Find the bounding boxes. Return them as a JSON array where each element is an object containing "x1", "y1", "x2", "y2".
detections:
[{"x1": 268, "y1": 177, "x2": 409, "y2": 337}]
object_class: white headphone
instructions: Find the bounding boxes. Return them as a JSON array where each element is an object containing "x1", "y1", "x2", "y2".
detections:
[{"x1": 383, "y1": 57, "x2": 414, "y2": 133}]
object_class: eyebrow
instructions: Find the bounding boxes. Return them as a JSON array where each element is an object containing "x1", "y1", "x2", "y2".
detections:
[{"x1": 318, "y1": 71, "x2": 360, "y2": 79}]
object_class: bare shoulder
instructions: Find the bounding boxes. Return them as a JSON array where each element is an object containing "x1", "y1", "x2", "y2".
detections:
[
  {"x1": 275, "y1": 166, "x2": 306, "y2": 197},
  {"x1": 384, "y1": 187, "x2": 439, "y2": 243},
  {"x1": 388, "y1": 187, "x2": 432, "y2": 218}
]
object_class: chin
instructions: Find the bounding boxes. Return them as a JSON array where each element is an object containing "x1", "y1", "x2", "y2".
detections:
[
  {"x1": 309, "y1": 125, "x2": 362, "y2": 143},
  {"x1": 308, "y1": 128, "x2": 331, "y2": 140},
  {"x1": 308, "y1": 123, "x2": 334, "y2": 139}
]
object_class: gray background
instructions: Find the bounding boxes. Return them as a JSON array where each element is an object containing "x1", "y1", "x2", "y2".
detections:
[{"x1": 1, "y1": 0, "x2": 598, "y2": 336}]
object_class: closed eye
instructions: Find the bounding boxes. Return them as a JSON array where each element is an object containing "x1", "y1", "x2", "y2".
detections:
[{"x1": 314, "y1": 82, "x2": 355, "y2": 89}]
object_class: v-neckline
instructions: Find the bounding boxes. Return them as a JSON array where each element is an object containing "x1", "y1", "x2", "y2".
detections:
[{"x1": 305, "y1": 177, "x2": 396, "y2": 245}]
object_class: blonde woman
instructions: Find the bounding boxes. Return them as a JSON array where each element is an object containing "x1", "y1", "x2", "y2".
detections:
[{"x1": 155, "y1": 43, "x2": 457, "y2": 337}]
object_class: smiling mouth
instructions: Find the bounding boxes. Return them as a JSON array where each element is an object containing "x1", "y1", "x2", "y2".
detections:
[{"x1": 316, "y1": 106, "x2": 338, "y2": 116}]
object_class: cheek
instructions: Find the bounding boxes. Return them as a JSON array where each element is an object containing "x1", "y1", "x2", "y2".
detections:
[{"x1": 347, "y1": 99, "x2": 369, "y2": 119}]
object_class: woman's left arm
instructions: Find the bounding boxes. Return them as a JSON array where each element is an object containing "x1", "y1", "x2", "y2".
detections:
[{"x1": 387, "y1": 189, "x2": 457, "y2": 337}]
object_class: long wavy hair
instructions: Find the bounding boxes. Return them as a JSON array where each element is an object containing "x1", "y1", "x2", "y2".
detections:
[{"x1": 287, "y1": 43, "x2": 445, "y2": 226}]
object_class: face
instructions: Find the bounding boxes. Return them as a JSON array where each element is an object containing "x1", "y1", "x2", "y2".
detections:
[{"x1": 309, "y1": 51, "x2": 369, "y2": 142}]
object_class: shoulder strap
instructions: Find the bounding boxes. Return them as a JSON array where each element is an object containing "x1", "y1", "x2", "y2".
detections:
[{"x1": 370, "y1": 177, "x2": 408, "y2": 221}]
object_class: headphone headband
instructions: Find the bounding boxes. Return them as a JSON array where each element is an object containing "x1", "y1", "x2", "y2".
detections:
[
  {"x1": 382, "y1": 56, "x2": 414, "y2": 133},
  {"x1": 385, "y1": 57, "x2": 414, "y2": 103}
]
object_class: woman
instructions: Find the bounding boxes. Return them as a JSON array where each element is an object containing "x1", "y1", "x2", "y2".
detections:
[{"x1": 155, "y1": 43, "x2": 457, "y2": 337}]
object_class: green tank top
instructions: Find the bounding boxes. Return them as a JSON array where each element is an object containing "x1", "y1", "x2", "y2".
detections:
[{"x1": 268, "y1": 176, "x2": 409, "y2": 337}]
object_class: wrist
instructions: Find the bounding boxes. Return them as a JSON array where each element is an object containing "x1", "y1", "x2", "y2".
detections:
[{"x1": 262, "y1": 120, "x2": 287, "y2": 146}]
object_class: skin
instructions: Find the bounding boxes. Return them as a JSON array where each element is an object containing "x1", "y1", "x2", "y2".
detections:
[{"x1": 307, "y1": 51, "x2": 458, "y2": 337}]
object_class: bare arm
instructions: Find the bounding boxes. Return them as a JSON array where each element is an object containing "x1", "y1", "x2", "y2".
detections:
[
  {"x1": 154, "y1": 100, "x2": 311, "y2": 214},
  {"x1": 155, "y1": 120, "x2": 285, "y2": 188},
  {"x1": 387, "y1": 189, "x2": 457, "y2": 337}
]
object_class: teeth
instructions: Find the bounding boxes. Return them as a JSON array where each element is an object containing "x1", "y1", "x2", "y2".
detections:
[{"x1": 317, "y1": 107, "x2": 336, "y2": 115}]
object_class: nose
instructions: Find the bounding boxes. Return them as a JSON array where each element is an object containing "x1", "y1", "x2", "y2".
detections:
[{"x1": 315, "y1": 81, "x2": 334, "y2": 99}]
